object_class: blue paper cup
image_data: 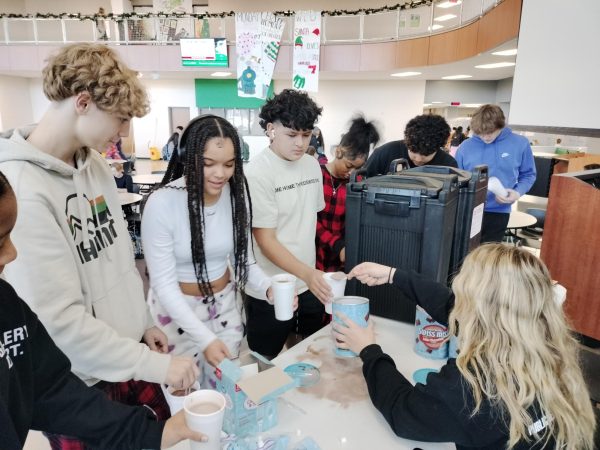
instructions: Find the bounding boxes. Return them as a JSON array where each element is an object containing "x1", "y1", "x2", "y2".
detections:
[
  {"x1": 414, "y1": 305, "x2": 449, "y2": 360},
  {"x1": 332, "y1": 296, "x2": 370, "y2": 357}
]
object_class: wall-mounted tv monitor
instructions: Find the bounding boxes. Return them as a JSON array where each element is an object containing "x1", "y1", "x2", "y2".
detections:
[{"x1": 180, "y1": 38, "x2": 228, "y2": 67}]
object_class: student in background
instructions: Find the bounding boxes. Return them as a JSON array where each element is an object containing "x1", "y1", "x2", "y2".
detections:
[
  {"x1": 163, "y1": 126, "x2": 183, "y2": 161},
  {"x1": 0, "y1": 170, "x2": 207, "y2": 450},
  {"x1": 449, "y1": 125, "x2": 466, "y2": 157},
  {"x1": 316, "y1": 115, "x2": 380, "y2": 274},
  {"x1": 364, "y1": 114, "x2": 457, "y2": 177},
  {"x1": 142, "y1": 115, "x2": 284, "y2": 387},
  {"x1": 245, "y1": 89, "x2": 331, "y2": 359},
  {"x1": 113, "y1": 162, "x2": 134, "y2": 193},
  {"x1": 0, "y1": 43, "x2": 198, "y2": 450},
  {"x1": 337, "y1": 244, "x2": 595, "y2": 450},
  {"x1": 456, "y1": 104, "x2": 536, "y2": 243}
]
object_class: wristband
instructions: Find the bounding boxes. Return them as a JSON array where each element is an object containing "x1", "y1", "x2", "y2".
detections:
[{"x1": 388, "y1": 267, "x2": 393, "y2": 284}]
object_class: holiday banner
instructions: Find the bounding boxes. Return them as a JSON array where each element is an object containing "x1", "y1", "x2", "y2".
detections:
[
  {"x1": 292, "y1": 11, "x2": 321, "y2": 92},
  {"x1": 259, "y1": 12, "x2": 285, "y2": 99},
  {"x1": 235, "y1": 12, "x2": 263, "y2": 98}
]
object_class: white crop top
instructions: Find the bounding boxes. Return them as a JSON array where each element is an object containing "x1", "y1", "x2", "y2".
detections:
[{"x1": 141, "y1": 177, "x2": 271, "y2": 351}]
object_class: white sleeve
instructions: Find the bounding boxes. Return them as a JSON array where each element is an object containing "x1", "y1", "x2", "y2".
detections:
[
  {"x1": 4, "y1": 198, "x2": 170, "y2": 384},
  {"x1": 243, "y1": 230, "x2": 271, "y2": 302},
  {"x1": 141, "y1": 193, "x2": 218, "y2": 352},
  {"x1": 246, "y1": 169, "x2": 278, "y2": 229}
]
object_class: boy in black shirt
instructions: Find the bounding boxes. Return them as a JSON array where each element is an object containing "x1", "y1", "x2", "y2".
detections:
[{"x1": 364, "y1": 114, "x2": 457, "y2": 177}]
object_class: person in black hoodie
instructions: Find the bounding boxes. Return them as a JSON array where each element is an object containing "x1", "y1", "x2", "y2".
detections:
[
  {"x1": 0, "y1": 170, "x2": 208, "y2": 450},
  {"x1": 337, "y1": 244, "x2": 595, "y2": 450}
]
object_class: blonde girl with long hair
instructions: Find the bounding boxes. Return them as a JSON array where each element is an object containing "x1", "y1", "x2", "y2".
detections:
[{"x1": 336, "y1": 244, "x2": 595, "y2": 450}]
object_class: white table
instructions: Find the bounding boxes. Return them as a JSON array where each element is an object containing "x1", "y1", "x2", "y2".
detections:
[
  {"x1": 106, "y1": 158, "x2": 128, "y2": 165},
  {"x1": 132, "y1": 174, "x2": 164, "y2": 186},
  {"x1": 507, "y1": 210, "x2": 537, "y2": 230},
  {"x1": 118, "y1": 192, "x2": 143, "y2": 206},
  {"x1": 169, "y1": 317, "x2": 452, "y2": 450}
]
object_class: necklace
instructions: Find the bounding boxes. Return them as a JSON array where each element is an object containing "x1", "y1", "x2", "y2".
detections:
[{"x1": 327, "y1": 167, "x2": 341, "y2": 196}]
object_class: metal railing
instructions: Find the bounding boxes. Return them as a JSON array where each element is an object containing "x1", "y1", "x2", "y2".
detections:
[{"x1": 0, "y1": 0, "x2": 498, "y2": 45}]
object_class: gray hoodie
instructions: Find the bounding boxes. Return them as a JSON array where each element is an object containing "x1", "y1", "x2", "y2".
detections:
[{"x1": 0, "y1": 126, "x2": 170, "y2": 386}]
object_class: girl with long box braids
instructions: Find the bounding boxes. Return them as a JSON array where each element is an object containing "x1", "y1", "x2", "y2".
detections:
[{"x1": 142, "y1": 115, "x2": 283, "y2": 388}]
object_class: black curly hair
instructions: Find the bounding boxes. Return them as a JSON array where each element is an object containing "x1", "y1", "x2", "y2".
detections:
[
  {"x1": 338, "y1": 115, "x2": 380, "y2": 160},
  {"x1": 404, "y1": 114, "x2": 451, "y2": 156},
  {"x1": 153, "y1": 116, "x2": 251, "y2": 298},
  {"x1": 259, "y1": 89, "x2": 322, "y2": 131},
  {"x1": 0, "y1": 170, "x2": 13, "y2": 199}
]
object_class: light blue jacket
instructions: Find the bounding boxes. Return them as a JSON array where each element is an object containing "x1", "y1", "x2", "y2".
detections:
[{"x1": 456, "y1": 127, "x2": 536, "y2": 213}]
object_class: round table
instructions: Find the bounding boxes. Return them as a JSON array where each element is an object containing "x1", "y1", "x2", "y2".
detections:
[
  {"x1": 505, "y1": 210, "x2": 537, "y2": 246},
  {"x1": 118, "y1": 192, "x2": 143, "y2": 206},
  {"x1": 507, "y1": 210, "x2": 537, "y2": 229},
  {"x1": 132, "y1": 174, "x2": 164, "y2": 186}
]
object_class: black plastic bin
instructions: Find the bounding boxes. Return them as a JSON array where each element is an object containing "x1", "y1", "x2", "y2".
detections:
[
  {"x1": 345, "y1": 172, "x2": 459, "y2": 323},
  {"x1": 396, "y1": 164, "x2": 488, "y2": 277}
]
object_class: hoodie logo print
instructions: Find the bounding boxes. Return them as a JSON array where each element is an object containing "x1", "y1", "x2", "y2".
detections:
[
  {"x1": 501, "y1": 153, "x2": 510, "y2": 158},
  {"x1": 65, "y1": 193, "x2": 118, "y2": 264}
]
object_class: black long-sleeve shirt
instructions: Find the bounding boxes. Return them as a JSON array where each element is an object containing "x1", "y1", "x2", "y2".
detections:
[
  {"x1": 364, "y1": 140, "x2": 458, "y2": 177},
  {"x1": 0, "y1": 279, "x2": 164, "y2": 450},
  {"x1": 359, "y1": 269, "x2": 555, "y2": 450}
]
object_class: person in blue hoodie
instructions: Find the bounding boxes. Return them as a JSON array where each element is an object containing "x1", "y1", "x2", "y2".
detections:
[{"x1": 456, "y1": 104, "x2": 536, "y2": 243}]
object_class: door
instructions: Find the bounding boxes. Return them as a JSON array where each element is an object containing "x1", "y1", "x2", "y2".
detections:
[{"x1": 169, "y1": 107, "x2": 191, "y2": 134}]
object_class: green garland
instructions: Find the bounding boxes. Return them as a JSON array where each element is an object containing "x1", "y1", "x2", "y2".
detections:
[{"x1": 0, "y1": 1, "x2": 432, "y2": 21}]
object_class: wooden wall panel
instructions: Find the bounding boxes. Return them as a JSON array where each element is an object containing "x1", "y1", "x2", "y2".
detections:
[
  {"x1": 428, "y1": 30, "x2": 458, "y2": 65},
  {"x1": 541, "y1": 175, "x2": 600, "y2": 340},
  {"x1": 360, "y1": 42, "x2": 398, "y2": 71},
  {"x1": 395, "y1": 37, "x2": 429, "y2": 68},
  {"x1": 477, "y1": 0, "x2": 522, "y2": 54},
  {"x1": 456, "y1": 21, "x2": 480, "y2": 60},
  {"x1": 320, "y1": 44, "x2": 361, "y2": 71}
]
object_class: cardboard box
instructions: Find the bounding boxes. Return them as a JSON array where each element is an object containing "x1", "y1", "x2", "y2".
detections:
[{"x1": 215, "y1": 359, "x2": 295, "y2": 437}]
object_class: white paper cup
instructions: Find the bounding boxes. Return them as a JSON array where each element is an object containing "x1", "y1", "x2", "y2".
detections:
[
  {"x1": 323, "y1": 272, "x2": 347, "y2": 314},
  {"x1": 183, "y1": 390, "x2": 226, "y2": 450},
  {"x1": 160, "y1": 382, "x2": 200, "y2": 415},
  {"x1": 271, "y1": 273, "x2": 296, "y2": 321}
]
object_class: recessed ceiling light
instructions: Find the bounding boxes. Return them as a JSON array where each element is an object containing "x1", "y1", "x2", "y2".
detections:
[
  {"x1": 442, "y1": 74, "x2": 472, "y2": 80},
  {"x1": 151, "y1": 72, "x2": 160, "y2": 80},
  {"x1": 475, "y1": 62, "x2": 516, "y2": 69},
  {"x1": 431, "y1": 101, "x2": 444, "y2": 104},
  {"x1": 460, "y1": 103, "x2": 482, "y2": 108},
  {"x1": 211, "y1": 71, "x2": 232, "y2": 77},
  {"x1": 423, "y1": 103, "x2": 432, "y2": 107},
  {"x1": 437, "y1": 0, "x2": 462, "y2": 8},
  {"x1": 434, "y1": 14, "x2": 457, "y2": 22},
  {"x1": 428, "y1": 24, "x2": 445, "y2": 31},
  {"x1": 391, "y1": 71, "x2": 422, "y2": 77},
  {"x1": 492, "y1": 49, "x2": 518, "y2": 56}
]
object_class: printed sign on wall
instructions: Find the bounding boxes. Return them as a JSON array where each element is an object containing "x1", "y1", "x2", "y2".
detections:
[
  {"x1": 292, "y1": 11, "x2": 321, "y2": 92},
  {"x1": 235, "y1": 13, "x2": 263, "y2": 98},
  {"x1": 259, "y1": 12, "x2": 285, "y2": 98},
  {"x1": 235, "y1": 12, "x2": 284, "y2": 99}
]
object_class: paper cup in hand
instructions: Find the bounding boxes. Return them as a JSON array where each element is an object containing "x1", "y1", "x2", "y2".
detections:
[
  {"x1": 488, "y1": 176, "x2": 508, "y2": 198},
  {"x1": 271, "y1": 273, "x2": 296, "y2": 321},
  {"x1": 161, "y1": 381, "x2": 200, "y2": 414},
  {"x1": 323, "y1": 272, "x2": 347, "y2": 314},
  {"x1": 183, "y1": 390, "x2": 226, "y2": 450}
]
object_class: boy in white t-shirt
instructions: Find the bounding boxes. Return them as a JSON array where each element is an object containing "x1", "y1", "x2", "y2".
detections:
[{"x1": 244, "y1": 89, "x2": 332, "y2": 358}]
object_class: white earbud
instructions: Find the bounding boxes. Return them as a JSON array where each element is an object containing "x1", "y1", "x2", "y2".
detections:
[{"x1": 271, "y1": 130, "x2": 275, "y2": 138}]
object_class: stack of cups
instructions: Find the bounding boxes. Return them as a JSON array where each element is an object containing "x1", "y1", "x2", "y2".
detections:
[
  {"x1": 322, "y1": 272, "x2": 347, "y2": 314},
  {"x1": 332, "y1": 296, "x2": 370, "y2": 357},
  {"x1": 183, "y1": 390, "x2": 226, "y2": 450},
  {"x1": 271, "y1": 273, "x2": 297, "y2": 321}
]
